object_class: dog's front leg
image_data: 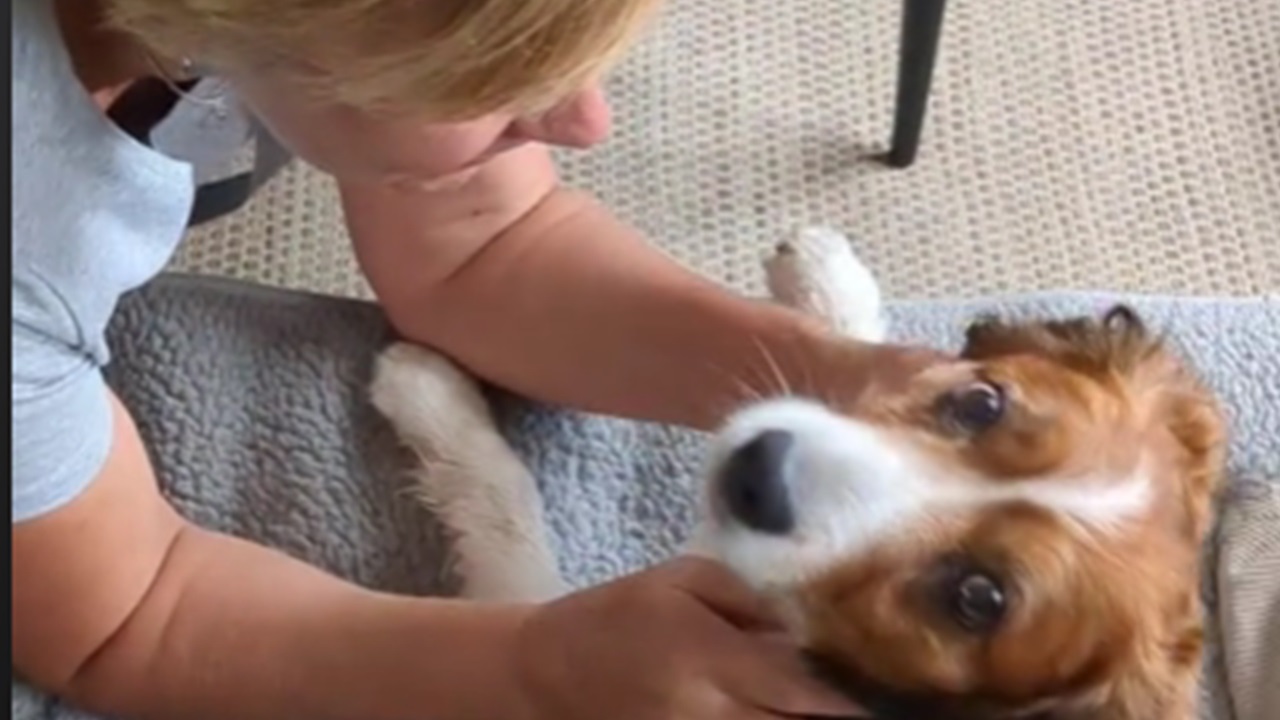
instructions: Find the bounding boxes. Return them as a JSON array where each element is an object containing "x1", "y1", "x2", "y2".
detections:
[
  {"x1": 764, "y1": 227, "x2": 888, "y2": 344},
  {"x1": 371, "y1": 343, "x2": 567, "y2": 603}
]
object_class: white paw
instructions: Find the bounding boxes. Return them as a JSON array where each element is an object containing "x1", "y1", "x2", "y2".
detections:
[
  {"x1": 764, "y1": 226, "x2": 887, "y2": 343},
  {"x1": 370, "y1": 342, "x2": 494, "y2": 450},
  {"x1": 371, "y1": 343, "x2": 566, "y2": 603}
]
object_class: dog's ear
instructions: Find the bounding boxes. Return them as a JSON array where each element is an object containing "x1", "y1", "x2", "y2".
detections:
[
  {"x1": 960, "y1": 304, "x2": 1156, "y2": 376},
  {"x1": 959, "y1": 312, "x2": 1025, "y2": 360},
  {"x1": 1050, "y1": 622, "x2": 1204, "y2": 720},
  {"x1": 1160, "y1": 367, "x2": 1228, "y2": 544},
  {"x1": 1100, "y1": 304, "x2": 1145, "y2": 335},
  {"x1": 1025, "y1": 614, "x2": 1203, "y2": 720}
]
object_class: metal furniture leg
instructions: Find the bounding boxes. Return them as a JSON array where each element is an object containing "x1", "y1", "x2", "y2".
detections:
[{"x1": 886, "y1": 0, "x2": 948, "y2": 168}]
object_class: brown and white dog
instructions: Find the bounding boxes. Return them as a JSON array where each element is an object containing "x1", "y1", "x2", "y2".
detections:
[{"x1": 370, "y1": 228, "x2": 1226, "y2": 720}]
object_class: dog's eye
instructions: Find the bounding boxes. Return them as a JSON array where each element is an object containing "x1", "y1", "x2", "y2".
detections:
[
  {"x1": 928, "y1": 556, "x2": 1010, "y2": 635},
  {"x1": 941, "y1": 381, "x2": 1006, "y2": 433},
  {"x1": 949, "y1": 571, "x2": 1007, "y2": 634}
]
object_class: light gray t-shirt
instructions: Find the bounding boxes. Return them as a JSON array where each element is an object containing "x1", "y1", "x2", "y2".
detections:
[{"x1": 11, "y1": 0, "x2": 197, "y2": 521}]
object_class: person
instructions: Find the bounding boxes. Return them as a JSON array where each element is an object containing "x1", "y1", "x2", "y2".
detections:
[{"x1": 12, "y1": 1, "x2": 929, "y2": 718}]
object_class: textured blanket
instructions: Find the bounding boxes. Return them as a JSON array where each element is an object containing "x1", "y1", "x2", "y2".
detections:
[{"x1": 12, "y1": 275, "x2": 1279, "y2": 720}]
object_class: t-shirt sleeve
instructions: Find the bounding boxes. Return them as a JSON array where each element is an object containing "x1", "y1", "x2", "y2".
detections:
[
  {"x1": 11, "y1": 278, "x2": 114, "y2": 523},
  {"x1": 10, "y1": 0, "x2": 196, "y2": 525}
]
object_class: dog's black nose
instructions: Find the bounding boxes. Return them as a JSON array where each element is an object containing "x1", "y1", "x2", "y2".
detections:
[{"x1": 720, "y1": 430, "x2": 796, "y2": 534}]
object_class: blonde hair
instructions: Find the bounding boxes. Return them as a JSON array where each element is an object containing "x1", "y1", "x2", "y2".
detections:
[{"x1": 105, "y1": 0, "x2": 660, "y2": 119}]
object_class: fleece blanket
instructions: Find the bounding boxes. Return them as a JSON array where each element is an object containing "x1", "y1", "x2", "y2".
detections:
[{"x1": 12, "y1": 274, "x2": 1279, "y2": 720}]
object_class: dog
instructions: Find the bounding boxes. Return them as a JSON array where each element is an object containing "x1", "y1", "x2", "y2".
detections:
[{"x1": 370, "y1": 228, "x2": 1226, "y2": 720}]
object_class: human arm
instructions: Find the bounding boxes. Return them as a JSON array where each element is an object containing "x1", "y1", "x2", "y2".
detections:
[
  {"x1": 14, "y1": 393, "x2": 861, "y2": 720},
  {"x1": 13, "y1": 391, "x2": 530, "y2": 720},
  {"x1": 344, "y1": 144, "x2": 906, "y2": 431}
]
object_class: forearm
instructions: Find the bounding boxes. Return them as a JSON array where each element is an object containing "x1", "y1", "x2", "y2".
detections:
[
  {"x1": 65, "y1": 524, "x2": 527, "y2": 720},
  {"x1": 355, "y1": 182, "x2": 841, "y2": 430}
]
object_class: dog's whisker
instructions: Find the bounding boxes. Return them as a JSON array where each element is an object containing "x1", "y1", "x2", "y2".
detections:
[
  {"x1": 797, "y1": 346, "x2": 820, "y2": 401},
  {"x1": 732, "y1": 376, "x2": 766, "y2": 405},
  {"x1": 696, "y1": 360, "x2": 770, "y2": 424},
  {"x1": 728, "y1": 356, "x2": 769, "y2": 401},
  {"x1": 720, "y1": 369, "x2": 762, "y2": 406},
  {"x1": 751, "y1": 335, "x2": 792, "y2": 398}
]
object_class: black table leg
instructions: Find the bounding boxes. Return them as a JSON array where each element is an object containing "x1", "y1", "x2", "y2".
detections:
[{"x1": 886, "y1": 0, "x2": 948, "y2": 168}]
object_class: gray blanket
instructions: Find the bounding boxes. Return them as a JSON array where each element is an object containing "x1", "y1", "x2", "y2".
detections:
[{"x1": 13, "y1": 274, "x2": 1279, "y2": 719}]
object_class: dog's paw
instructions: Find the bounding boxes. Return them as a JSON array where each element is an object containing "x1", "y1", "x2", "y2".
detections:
[
  {"x1": 370, "y1": 342, "x2": 494, "y2": 449},
  {"x1": 765, "y1": 226, "x2": 886, "y2": 343}
]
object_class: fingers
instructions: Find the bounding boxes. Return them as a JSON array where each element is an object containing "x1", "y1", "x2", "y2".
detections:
[
  {"x1": 656, "y1": 558, "x2": 863, "y2": 715},
  {"x1": 682, "y1": 679, "x2": 847, "y2": 720},
  {"x1": 659, "y1": 556, "x2": 784, "y2": 631},
  {"x1": 638, "y1": 558, "x2": 869, "y2": 718},
  {"x1": 723, "y1": 705, "x2": 822, "y2": 720},
  {"x1": 713, "y1": 632, "x2": 868, "y2": 718}
]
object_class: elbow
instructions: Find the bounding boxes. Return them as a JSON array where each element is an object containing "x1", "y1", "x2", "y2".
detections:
[
  {"x1": 15, "y1": 627, "x2": 141, "y2": 717},
  {"x1": 12, "y1": 392, "x2": 191, "y2": 709},
  {"x1": 377, "y1": 283, "x2": 456, "y2": 353},
  {"x1": 13, "y1": 524, "x2": 191, "y2": 711},
  {"x1": 13, "y1": 608, "x2": 126, "y2": 706},
  {"x1": 376, "y1": 187, "x2": 597, "y2": 347}
]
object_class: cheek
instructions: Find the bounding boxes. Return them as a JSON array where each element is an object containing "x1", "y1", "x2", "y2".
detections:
[
  {"x1": 310, "y1": 120, "x2": 510, "y2": 181},
  {"x1": 233, "y1": 77, "x2": 512, "y2": 181},
  {"x1": 409, "y1": 124, "x2": 518, "y2": 174}
]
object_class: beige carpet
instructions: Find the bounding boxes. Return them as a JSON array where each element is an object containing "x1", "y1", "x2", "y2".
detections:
[{"x1": 170, "y1": 0, "x2": 1280, "y2": 300}]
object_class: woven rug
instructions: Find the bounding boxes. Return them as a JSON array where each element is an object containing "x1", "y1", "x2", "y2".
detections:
[{"x1": 170, "y1": 0, "x2": 1280, "y2": 300}]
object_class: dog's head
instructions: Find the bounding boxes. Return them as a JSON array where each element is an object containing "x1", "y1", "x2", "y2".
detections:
[{"x1": 691, "y1": 306, "x2": 1226, "y2": 719}]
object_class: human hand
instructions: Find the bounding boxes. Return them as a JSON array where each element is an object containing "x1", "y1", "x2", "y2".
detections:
[{"x1": 511, "y1": 556, "x2": 865, "y2": 720}]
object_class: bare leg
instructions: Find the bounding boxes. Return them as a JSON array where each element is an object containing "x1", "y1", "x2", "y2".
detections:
[{"x1": 370, "y1": 343, "x2": 567, "y2": 602}]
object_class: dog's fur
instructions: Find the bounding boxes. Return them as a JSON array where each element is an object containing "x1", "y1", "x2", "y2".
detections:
[{"x1": 370, "y1": 228, "x2": 1226, "y2": 719}]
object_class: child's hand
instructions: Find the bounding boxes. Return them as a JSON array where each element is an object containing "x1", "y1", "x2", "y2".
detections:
[{"x1": 512, "y1": 556, "x2": 866, "y2": 720}]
